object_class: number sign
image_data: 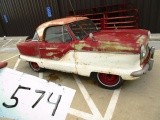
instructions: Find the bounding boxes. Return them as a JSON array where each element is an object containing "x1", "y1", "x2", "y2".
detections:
[{"x1": 0, "y1": 68, "x2": 75, "y2": 120}]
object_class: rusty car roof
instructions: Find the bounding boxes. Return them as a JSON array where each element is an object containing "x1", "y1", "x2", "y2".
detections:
[{"x1": 37, "y1": 16, "x2": 88, "y2": 40}]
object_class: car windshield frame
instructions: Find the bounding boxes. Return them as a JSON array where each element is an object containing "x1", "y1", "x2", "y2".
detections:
[{"x1": 69, "y1": 19, "x2": 99, "y2": 40}]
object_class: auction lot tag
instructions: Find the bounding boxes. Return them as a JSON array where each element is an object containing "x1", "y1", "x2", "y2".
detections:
[{"x1": 0, "y1": 68, "x2": 75, "y2": 120}]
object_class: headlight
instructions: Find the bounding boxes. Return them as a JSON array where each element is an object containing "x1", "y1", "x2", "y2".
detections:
[{"x1": 140, "y1": 45, "x2": 147, "y2": 59}]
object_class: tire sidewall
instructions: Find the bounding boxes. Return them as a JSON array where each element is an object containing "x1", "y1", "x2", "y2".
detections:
[{"x1": 29, "y1": 62, "x2": 44, "y2": 72}]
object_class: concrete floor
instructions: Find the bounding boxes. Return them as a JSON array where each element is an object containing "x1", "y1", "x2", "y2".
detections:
[{"x1": 0, "y1": 37, "x2": 160, "y2": 120}]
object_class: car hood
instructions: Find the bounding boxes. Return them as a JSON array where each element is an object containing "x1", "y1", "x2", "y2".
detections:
[{"x1": 86, "y1": 29, "x2": 149, "y2": 53}]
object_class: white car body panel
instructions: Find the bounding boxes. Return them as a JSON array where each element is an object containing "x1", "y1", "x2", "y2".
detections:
[{"x1": 20, "y1": 51, "x2": 141, "y2": 80}]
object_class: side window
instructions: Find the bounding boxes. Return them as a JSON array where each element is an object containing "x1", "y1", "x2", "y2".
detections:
[
  {"x1": 63, "y1": 26, "x2": 72, "y2": 43},
  {"x1": 32, "y1": 32, "x2": 39, "y2": 41},
  {"x1": 45, "y1": 26, "x2": 63, "y2": 43}
]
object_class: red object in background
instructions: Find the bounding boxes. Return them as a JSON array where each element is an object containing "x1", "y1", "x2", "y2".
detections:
[
  {"x1": 69, "y1": 2, "x2": 138, "y2": 30},
  {"x1": 0, "y1": 62, "x2": 8, "y2": 68}
]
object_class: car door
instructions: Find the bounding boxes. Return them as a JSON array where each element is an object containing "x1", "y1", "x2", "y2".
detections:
[
  {"x1": 39, "y1": 25, "x2": 77, "y2": 73},
  {"x1": 68, "y1": 19, "x2": 100, "y2": 76}
]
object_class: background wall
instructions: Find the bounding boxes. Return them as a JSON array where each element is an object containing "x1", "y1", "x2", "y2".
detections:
[{"x1": 0, "y1": 0, "x2": 159, "y2": 36}]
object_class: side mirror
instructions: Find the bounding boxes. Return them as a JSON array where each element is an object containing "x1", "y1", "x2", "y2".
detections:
[
  {"x1": 89, "y1": 33, "x2": 97, "y2": 42},
  {"x1": 89, "y1": 33, "x2": 93, "y2": 38}
]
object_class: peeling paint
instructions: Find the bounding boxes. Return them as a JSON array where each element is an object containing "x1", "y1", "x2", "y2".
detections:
[
  {"x1": 137, "y1": 35, "x2": 146, "y2": 44},
  {"x1": 114, "y1": 39, "x2": 120, "y2": 41},
  {"x1": 46, "y1": 52, "x2": 54, "y2": 56},
  {"x1": 135, "y1": 48, "x2": 139, "y2": 51},
  {"x1": 115, "y1": 45, "x2": 134, "y2": 51},
  {"x1": 99, "y1": 41, "x2": 134, "y2": 51},
  {"x1": 73, "y1": 43, "x2": 91, "y2": 50},
  {"x1": 134, "y1": 34, "x2": 141, "y2": 39},
  {"x1": 93, "y1": 48, "x2": 99, "y2": 52},
  {"x1": 100, "y1": 41, "x2": 111, "y2": 49}
]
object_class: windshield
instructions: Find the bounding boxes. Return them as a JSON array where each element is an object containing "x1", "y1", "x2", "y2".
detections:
[{"x1": 69, "y1": 19, "x2": 99, "y2": 40}]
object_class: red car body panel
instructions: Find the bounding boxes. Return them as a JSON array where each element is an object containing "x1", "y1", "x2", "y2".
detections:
[
  {"x1": 39, "y1": 41, "x2": 75, "y2": 60},
  {"x1": 17, "y1": 16, "x2": 149, "y2": 61},
  {"x1": 17, "y1": 40, "x2": 40, "y2": 57},
  {"x1": 17, "y1": 33, "x2": 148, "y2": 60}
]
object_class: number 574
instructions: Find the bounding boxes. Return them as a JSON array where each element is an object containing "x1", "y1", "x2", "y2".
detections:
[{"x1": 2, "y1": 85, "x2": 62, "y2": 116}]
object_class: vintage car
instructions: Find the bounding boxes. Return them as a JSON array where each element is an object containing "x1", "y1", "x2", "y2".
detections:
[{"x1": 17, "y1": 16, "x2": 155, "y2": 89}]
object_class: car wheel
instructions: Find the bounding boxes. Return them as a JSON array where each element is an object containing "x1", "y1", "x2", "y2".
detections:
[
  {"x1": 29, "y1": 62, "x2": 44, "y2": 72},
  {"x1": 96, "y1": 73, "x2": 124, "y2": 90}
]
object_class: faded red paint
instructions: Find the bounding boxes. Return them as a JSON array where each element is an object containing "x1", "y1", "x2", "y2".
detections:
[
  {"x1": 17, "y1": 41, "x2": 40, "y2": 57},
  {"x1": 82, "y1": 29, "x2": 149, "y2": 53},
  {"x1": 0, "y1": 62, "x2": 8, "y2": 68},
  {"x1": 17, "y1": 17, "x2": 150, "y2": 61},
  {"x1": 38, "y1": 41, "x2": 75, "y2": 60}
]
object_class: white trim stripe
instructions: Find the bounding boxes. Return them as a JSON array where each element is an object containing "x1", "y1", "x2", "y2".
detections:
[
  {"x1": 73, "y1": 75, "x2": 103, "y2": 118},
  {"x1": 104, "y1": 88, "x2": 121, "y2": 120},
  {"x1": 69, "y1": 108, "x2": 102, "y2": 120},
  {"x1": 13, "y1": 58, "x2": 21, "y2": 70},
  {"x1": 2, "y1": 54, "x2": 19, "y2": 62},
  {"x1": 39, "y1": 72, "x2": 43, "y2": 79},
  {"x1": 2, "y1": 39, "x2": 12, "y2": 47},
  {"x1": 16, "y1": 39, "x2": 22, "y2": 44}
]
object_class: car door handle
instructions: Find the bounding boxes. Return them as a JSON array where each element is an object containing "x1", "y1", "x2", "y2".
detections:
[
  {"x1": 39, "y1": 48, "x2": 57, "y2": 50},
  {"x1": 46, "y1": 48, "x2": 57, "y2": 50}
]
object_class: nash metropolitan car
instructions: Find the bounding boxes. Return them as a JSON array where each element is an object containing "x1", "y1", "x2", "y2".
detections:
[{"x1": 17, "y1": 16, "x2": 155, "y2": 89}]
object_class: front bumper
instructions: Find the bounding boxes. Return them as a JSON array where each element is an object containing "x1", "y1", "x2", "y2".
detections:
[{"x1": 131, "y1": 47, "x2": 155, "y2": 77}]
